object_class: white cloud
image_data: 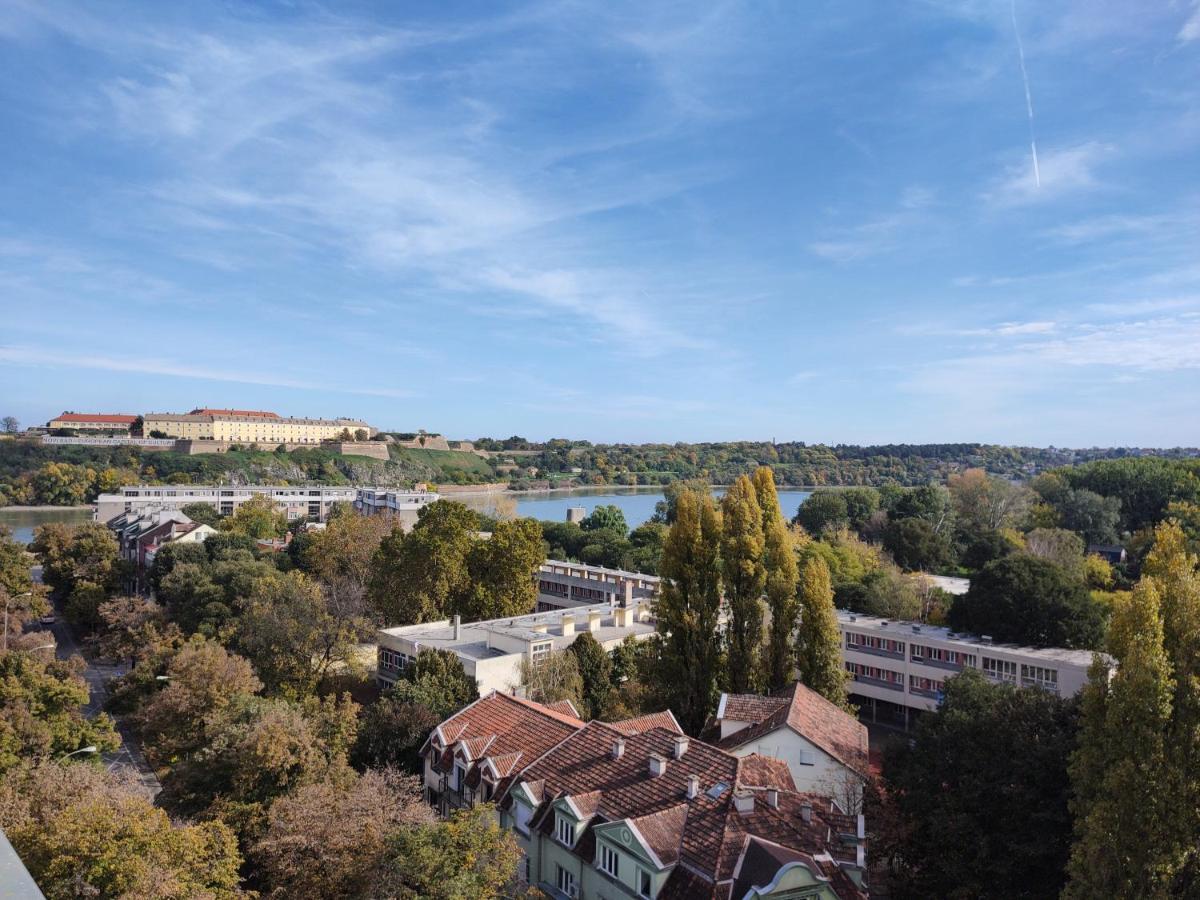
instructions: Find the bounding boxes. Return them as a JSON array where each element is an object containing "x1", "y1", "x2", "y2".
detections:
[
  {"x1": 984, "y1": 142, "x2": 1112, "y2": 206},
  {"x1": 1180, "y1": 3, "x2": 1200, "y2": 42}
]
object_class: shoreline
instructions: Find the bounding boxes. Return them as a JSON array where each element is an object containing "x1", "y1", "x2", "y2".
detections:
[{"x1": 0, "y1": 505, "x2": 93, "y2": 512}]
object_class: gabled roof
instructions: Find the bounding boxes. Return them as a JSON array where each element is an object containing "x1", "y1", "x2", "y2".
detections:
[
  {"x1": 712, "y1": 683, "x2": 870, "y2": 779},
  {"x1": 52, "y1": 412, "x2": 138, "y2": 424},
  {"x1": 545, "y1": 699, "x2": 582, "y2": 719},
  {"x1": 610, "y1": 709, "x2": 684, "y2": 736}
]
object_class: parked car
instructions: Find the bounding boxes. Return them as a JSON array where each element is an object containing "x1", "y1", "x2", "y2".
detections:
[{"x1": 40, "y1": 613, "x2": 56, "y2": 626}]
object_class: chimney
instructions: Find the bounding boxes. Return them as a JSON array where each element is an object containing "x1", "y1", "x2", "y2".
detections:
[
  {"x1": 686, "y1": 775, "x2": 700, "y2": 800},
  {"x1": 614, "y1": 605, "x2": 629, "y2": 627},
  {"x1": 561, "y1": 613, "x2": 575, "y2": 637},
  {"x1": 800, "y1": 803, "x2": 813, "y2": 824},
  {"x1": 612, "y1": 738, "x2": 625, "y2": 760},
  {"x1": 733, "y1": 790, "x2": 754, "y2": 815},
  {"x1": 623, "y1": 580, "x2": 634, "y2": 607},
  {"x1": 453, "y1": 615, "x2": 461, "y2": 640},
  {"x1": 672, "y1": 735, "x2": 689, "y2": 759},
  {"x1": 648, "y1": 753, "x2": 667, "y2": 778},
  {"x1": 766, "y1": 788, "x2": 779, "y2": 809},
  {"x1": 587, "y1": 611, "x2": 603, "y2": 632}
]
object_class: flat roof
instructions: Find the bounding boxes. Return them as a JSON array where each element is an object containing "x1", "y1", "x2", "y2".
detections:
[
  {"x1": 541, "y1": 559, "x2": 662, "y2": 583},
  {"x1": 837, "y1": 609, "x2": 1099, "y2": 665}
]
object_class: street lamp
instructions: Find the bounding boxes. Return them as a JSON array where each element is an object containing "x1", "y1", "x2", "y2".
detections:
[
  {"x1": 3, "y1": 591, "x2": 33, "y2": 652},
  {"x1": 59, "y1": 746, "x2": 99, "y2": 761}
]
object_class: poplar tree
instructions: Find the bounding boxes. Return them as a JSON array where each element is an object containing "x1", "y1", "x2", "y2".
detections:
[
  {"x1": 795, "y1": 556, "x2": 851, "y2": 710},
  {"x1": 1066, "y1": 580, "x2": 1175, "y2": 898},
  {"x1": 656, "y1": 489, "x2": 723, "y2": 735},
  {"x1": 721, "y1": 475, "x2": 766, "y2": 694},
  {"x1": 754, "y1": 468, "x2": 800, "y2": 691}
]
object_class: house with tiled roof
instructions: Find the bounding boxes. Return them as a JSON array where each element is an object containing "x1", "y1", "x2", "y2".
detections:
[
  {"x1": 707, "y1": 682, "x2": 870, "y2": 811},
  {"x1": 423, "y1": 691, "x2": 867, "y2": 897}
]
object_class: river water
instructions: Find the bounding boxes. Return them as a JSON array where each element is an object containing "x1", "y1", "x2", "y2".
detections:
[{"x1": 0, "y1": 507, "x2": 94, "y2": 544}]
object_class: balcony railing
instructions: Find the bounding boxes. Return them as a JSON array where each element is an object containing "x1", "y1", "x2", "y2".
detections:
[
  {"x1": 846, "y1": 643, "x2": 905, "y2": 661},
  {"x1": 851, "y1": 673, "x2": 904, "y2": 692}
]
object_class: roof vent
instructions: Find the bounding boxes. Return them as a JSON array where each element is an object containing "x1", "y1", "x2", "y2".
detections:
[
  {"x1": 672, "y1": 735, "x2": 689, "y2": 759},
  {"x1": 686, "y1": 775, "x2": 700, "y2": 800},
  {"x1": 880, "y1": 621, "x2": 889, "y2": 628},
  {"x1": 912, "y1": 624, "x2": 921, "y2": 634},
  {"x1": 982, "y1": 634, "x2": 994, "y2": 643},
  {"x1": 733, "y1": 790, "x2": 754, "y2": 815},
  {"x1": 612, "y1": 738, "x2": 625, "y2": 760},
  {"x1": 800, "y1": 802, "x2": 813, "y2": 824},
  {"x1": 849, "y1": 614, "x2": 856, "y2": 622},
  {"x1": 648, "y1": 753, "x2": 667, "y2": 778},
  {"x1": 766, "y1": 788, "x2": 779, "y2": 809}
]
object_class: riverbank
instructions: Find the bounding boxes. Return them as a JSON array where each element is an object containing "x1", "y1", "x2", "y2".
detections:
[{"x1": 0, "y1": 504, "x2": 92, "y2": 512}]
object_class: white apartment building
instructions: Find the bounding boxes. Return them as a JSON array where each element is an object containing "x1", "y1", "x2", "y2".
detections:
[
  {"x1": 354, "y1": 488, "x2": 440, "y2": 530},
  {"x1": 376, "y1": 601, "x2": 658, "y2": 694},
  {"x1": 95, "y1": 484, "x2": 364, "y2": 523},
  {"x1": 837, "y1": 610, "x2": 1097, "y2": 727},
  {"x1": 535, "y1": 559, "x2": 661, "y2": 612}
]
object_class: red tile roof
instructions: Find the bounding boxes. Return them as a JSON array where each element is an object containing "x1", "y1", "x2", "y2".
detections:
[
  {"x1": 52, "y1": 413, "x2": 138, "y2": 424},
  {"x1": 189, "y1": 408, "x2": 280, "y2": 418},
  {"x1": 545, "y1": 699, "x2": 582, "y2": 719},
  {"x1": 609, "y1": 709, "x2": 684, "y2": 736},
  {"x1": 713, "y1": 683, "x2": 870, "y2": 778}
]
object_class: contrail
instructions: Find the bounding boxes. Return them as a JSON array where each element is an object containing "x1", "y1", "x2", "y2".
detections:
[{"x1": 1010, "y1": 0, "x2": 1040, "y2": 187}]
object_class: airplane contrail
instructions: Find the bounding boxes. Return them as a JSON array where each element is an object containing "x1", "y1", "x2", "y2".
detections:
[{"x1": 1010, "y1": 0, "x2": 1040, "y2": 187}]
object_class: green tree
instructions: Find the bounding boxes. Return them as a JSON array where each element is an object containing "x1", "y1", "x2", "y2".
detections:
[
  {"x1": 568, "y1": 631, "x2": 613, "y2": 719},
  {"x1": 947, "y1": 468, "x2": 1030, "y2": 534},
  {"x1": 377, "y1": 805, "x2": 521, "y2": 899},
  {"x1": 755, "y1": 468, "x2": 800, "y2": 691},
  {"x1": 1055, "y1": 488, "x2": 1121, "y2": 545},
  {"x1": 794, "y1": 557, "x2": 850, "y2": 710},
  {"x1": 220, "y1": 494, "x2": 287, "y2": 540},
  {"x1": 948, "y1": 556, "x2": 1104, "y2": 649},
  {"x1": 32, "y1": 522, "x2": 123, "y2": 610},
  {"x1": 793, "y1": 491, "x2": 849, "y2": 535},
  {"x1": 351, "y1": 697, "x2": 441, "y2": 774},
  {"x1": 30, "y1": 461, "x2": 97, "y2": 505},
  {"x1": 721, "y1": 475, "x2": 766, "y2": 694},
  {"x1": 656, "y1": 488, "x2": 723, "y2": 735},
  {"x1": 516, "y1": 650, "x2": 583, "y2": 712},
  {"x1": 626, "y1": 521, "x2": 668, "y2": 574},
  {"x1": 882, "y1": 517, "x2": 951, "y2": 572},
  {"x1": 880, "y1": 669, "x2": 1078, "y2": 900},
  {"x1": 388, "y1": 648, "x2": 479, "y2": 721},
  {"x1": 1066, "y1": 581, "x2": 1175, "y2": 897},
  {"x1": 841, "y1": 486, "x2": 881, "y2": 531},
  {"x1": 581, "y1": 504, "x2": 628, "y2": 534},
  {"x1": 147, "y1": 538, "x2": 208, "y2": 595},
  {"x1": 458, "y1": 517, "x2": 544, "y2": 620},
  {"x1": 180, "y1": 501, "x2": 222, "y2": 529}
]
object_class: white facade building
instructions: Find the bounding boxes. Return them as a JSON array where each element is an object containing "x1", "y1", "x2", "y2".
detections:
[
  {"x1": 376, "y1": 601, "x2": 658, "y2": 694},
  {"x1": 535, "y1": 559, "x2": 661, "y2": 612},
  {"x1": 837, "y1": 610, "x2": 1097, "y2": 726}
]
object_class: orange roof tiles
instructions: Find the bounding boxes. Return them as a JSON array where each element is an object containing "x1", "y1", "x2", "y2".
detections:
[
  {"x1": 53, "y1": 412, "x2": 138, "y2": 424},
  {"x1": 610, "y1": 710, "x2": 684, "y2": 736}
]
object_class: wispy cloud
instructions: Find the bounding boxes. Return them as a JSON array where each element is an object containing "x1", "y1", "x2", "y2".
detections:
[
  {"x1": 808, "y1": 188, "x2": 935, "y2": 262},
  {"x1": 983, "y1": 142, "x2": 1112, "y2": 206},
  {"x1": 1180, "y1": 2, "x2": 1200, "y2": 42}
]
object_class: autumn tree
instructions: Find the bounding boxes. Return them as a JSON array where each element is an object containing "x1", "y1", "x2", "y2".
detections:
[
  {"x1": 754, "y1": 468, "x2": 800, "y2": 691},
  {"x1": 656, "y1": 488, "x2": 723, "y2": 735},
  {"x1": 947, "y1": 468, "x2": 1030, "y2": 534},
  {"x1": 32, "y1": 522, "x2": 125, "y2": 628},
  {"x1": 457, "y1": 517, "x2": 545, "y2": 620},
  {"x1": 795, "y1": 557, "x2": 851, "y2": 710},
  {"x1": 721, "y1": 475, "x2": 766, "y2": 693},
  {"x1": 516, "y1": 650, "x2": 583, "y2": 712}
]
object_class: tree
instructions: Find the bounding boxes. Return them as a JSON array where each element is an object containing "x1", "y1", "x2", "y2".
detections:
[
  {"x1": 879, "y1": 670, "x2": 1078, "y2": 900},
  {"x1": 721, "y1": 475, "x2": 766, "y2": 694},
  {"x1": 1023, "y1": 527, "x2": 1087, "y2": 579},
  {"x1": 1066, "y1": 581, "x2": 1175, "y2": 897},
  {"x1": 1, "y1": 415, "x2": 18, "y2": 433},
  {"x1": 0, "y1": 650, "x2": 120, "y2": 774},
  {"x1": 793, "y1": 491, "x2": 849, "y2": 535},
  {"x1": 891, "y1": 484, "x2": 955, "y2": 535},
  {"x1": 368, "y1": 500, "x2": 475, "y2": 625},
  {"x1": 1061, "y1": 456, "x2": 1200, "y2": 532},
  {"x1": 581, "y1": 504, "x2": 628, "y2": 534},
  {"x1": 377, "y1": 805, "x2": 521, "y2": 899},
  {"x1": 352, "y1": 697, "x2": 442, "y2": 773},
  {"x1": 251, "y1": 769, "x2": 433, "y2": 898},
  {"x1": 30, "y1": 462, "x2": 96, "y2": 505},
  {"x1": 457, "y1": 517, "x2": 544, "y2": 620},
  {"x1": 626, "y1": 522, "x2": 668, "y2": 574},
  {"x1": 882, "y1": 517, "x2": 951, "y2": 572},
  {"x1": 180, "y1": 501, "x2": 222, "y2": 529},
  {"x1": 568, "y1": 632, "x2": 612, "y2": 719},
  {"x1": 516, "y1": 650, "x2": 583, "y2": 711},
  {"x1": 650, "y1": 477, "x2": 712, "y2": 524},
  {"x1": 0, "y1": 762, "x2": 242, "y2": 900},
  {"x1": 948, "y1": 556, "x2": 1104, "y2": 649},
  {"x1": 656, "y1": 489, "x2": 723, "y2": 735},
  {"x1": 32, "y1": 522, "x2": 123, "y2": 606},
  {"x1": 95, "y1": 595, "x2": 177, "y2": 667},
  {"x1": 751, "y1": 466, "x2": 783, "y2": 526},
  {"x1": 840, "y1": 486, "x2": 881, "y2": 531},
  {"x1": 1055, "y1": 488, "x2": 1121, "y2": 545},
  {"x1": 947, "y1": 468, "x2": 1030, "y2": 534},
  {"x1": 388, "y1": 648, "x2": 479, "y2": 721},
  {"x1": 220, "y1": 494, "x2": 287, "y2": 540},
  {"x1": 755, "y1": 468, "x2": 800, "y2": 692},
  {"x1": 301, "y1": 511, "x2": 394, "y2": 592},
  {"x1": 794, "y1": 557, "x2": 851, "y2": 710},
  {"x1": 147, "y1": 539, "x2": 209, "y2": 596}
]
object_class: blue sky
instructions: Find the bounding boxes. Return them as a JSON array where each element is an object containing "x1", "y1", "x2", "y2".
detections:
[{"x1": 1, "y1": 1, "x2": 1199, "y2": 445}]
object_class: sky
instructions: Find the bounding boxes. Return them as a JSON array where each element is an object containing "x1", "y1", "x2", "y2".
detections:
[{"x1": 1, "y1": 0, "x2": 1199, "y2": 446}]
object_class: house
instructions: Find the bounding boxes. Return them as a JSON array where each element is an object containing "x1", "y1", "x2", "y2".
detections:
[
  {"x1": 1087, "y1": 544, "x2": 1127, "y2": 565},
  {"x1": 707, "y1": 683, "x2": 870, "y2": 810},
  {"x1": 423, "y1": 691, "x2": 868, "y2": 899}
]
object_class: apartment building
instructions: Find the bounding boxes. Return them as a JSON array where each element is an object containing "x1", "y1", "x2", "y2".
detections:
[
  {"x1": 104, "y1": 508, "x2": 216, "y2": 589},
  {"x1": 46, "y1": 412, "x2": 139, "y2": 433},
  {"x1": 535, "y1": 560, "x2": 661, "y2": 612},
  {"x1": 376, "y1": 601, "x2": 658, "y2": 695},
  {"x1": 354, "y1": 488, "x2": 440, "y2": 530},
  {"x1": 95, "y1": 484, "x2": 362, "y2": 523},
  {"x1": 424, "y1": 692, "x2": 868, "y2": 899},
  {"x1": 837, "y1": 611, "x2": 1096, "y2": 727},
  {"x1": 142, "y1": 408, "x2": 373, "y2": 443}
]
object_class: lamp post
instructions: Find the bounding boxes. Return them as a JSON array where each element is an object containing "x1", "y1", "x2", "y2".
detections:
[
  {"x1": 3, "y1": 591, "x2": 33, "y2": 652},
  {"x1": 59, "y1": 746, "x2": 99, "y2": 761}
]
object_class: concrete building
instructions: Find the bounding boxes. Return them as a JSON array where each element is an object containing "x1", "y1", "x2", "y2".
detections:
[
  {"x1": 95, "y1": 484, "x2": 362, "y2": 523},
  {"x1": 423, "y1": 692, "x2": 867, "y2": 899},
  {"x1": 536, "y1": 560, "x2": 661, "y2": 612},
  {"x1": 354, "y1": 488, "x2": 440, "y2": 530},
  {"x1": 707, "y1": 683, "x2": 870, "y2": 811},
  {"x1": 46, "y1": 412, "x2": 138, "y2": 433},
  {"x1": 142, "y1": 408, "x2": 373, "y2": 443},
  {"x1": 837, "y1": 610, "x2": 1097, "y2": 727},
  {"x1": 376, "y1": 600, "x2": 658, "y2": 695}
]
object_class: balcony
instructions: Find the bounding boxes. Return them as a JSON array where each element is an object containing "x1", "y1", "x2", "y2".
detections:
[{"x1": 851, "y1": 673, "x2": 904, "y2": 692}]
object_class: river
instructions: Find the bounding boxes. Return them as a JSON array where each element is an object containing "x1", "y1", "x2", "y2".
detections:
[{"x1": 0, "y1": 507, "x2": 94, "y2": 544}]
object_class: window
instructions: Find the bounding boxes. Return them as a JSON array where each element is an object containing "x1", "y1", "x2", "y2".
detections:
[
  {"x1": 556, "y1": 813, "x2": 575, "y2": 848},
  {"x1": 513, "y1": 799, "x2": 532, "y2": 835},
  {"x1": 982, "y1": 657, "x2": 1018, "y2": 684},
  {"x1": 453, "y1": 763, "x2": 466, "y2": 791},
  {"x1": 531, "y1": 642, "x2": 552, "y2": 668},
  {"x1": 599, "y1": 843, "x2": 619, "y2": 877},
  {"x1": 556, "y1": 865, "x2": 577, "y2": 896},
  {"x1": 798, "y1": 749, "x2": 816, "y2": 766},
  {"x1": 1021, "y1": 664, "x2": 1059, "y2": 692},
  {"x1": 638, "y1": 868, "x2": 653, "y2": 898}
]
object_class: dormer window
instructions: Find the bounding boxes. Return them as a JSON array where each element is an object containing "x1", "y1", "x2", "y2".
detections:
[
  {"x1": 599, "y1": 843, "x2": 619, "y2": 877},
  {"x1": 555, "y1": 813, "x2": 575, "y2": 848}
]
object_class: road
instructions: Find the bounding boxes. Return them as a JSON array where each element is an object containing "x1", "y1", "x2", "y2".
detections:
[{"x1": 33, "y1": 565, "x2": 162, "y2": 797}]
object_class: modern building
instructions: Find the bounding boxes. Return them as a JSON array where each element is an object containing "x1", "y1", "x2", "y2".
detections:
[
  {"x1": 422, "y1": 692, "x2": 868, "y2": 899},
  {"x1": 707, "y1": 683, "x2": 870, "y2": 811},
  {"x1": 94, "y1": 484, "x2": 363, "y2": 523},
  {"x1": 837, "y1": 610, "x2": 1097, "y2": 727},
  {"x1": 354, "y1": 488, "x2": 440, "y2": 530},
  {"x1": 376, "y1": 600, "x2": 658, "y2": 694},
  {"x1": 536, "y1": 560, "x2": 661, "y2": 612},
  {"x1": 46, "y1": 412, "x2": 138, "y2": 433},
  {"x1": 142, "y1": 408, "x2": 374, "y2": 443}
]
